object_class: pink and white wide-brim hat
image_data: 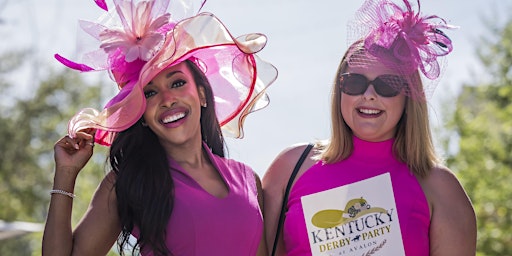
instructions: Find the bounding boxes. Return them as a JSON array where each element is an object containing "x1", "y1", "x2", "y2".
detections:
[{"x1": 58, "y1": 0, "x2": 277, "y2": 146}]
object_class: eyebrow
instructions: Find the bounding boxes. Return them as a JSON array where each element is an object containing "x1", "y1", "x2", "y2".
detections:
[
  {"x1": 147, "y1": 70, "x2": 184, "y2": 85},
  {"x1": 166, "y1": 70, "x2": 183, "y2": 78}
]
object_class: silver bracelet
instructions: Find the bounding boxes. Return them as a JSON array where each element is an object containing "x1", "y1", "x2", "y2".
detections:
[{"x1": 50, "y1": 189, "x2": 76, "y2": 199}]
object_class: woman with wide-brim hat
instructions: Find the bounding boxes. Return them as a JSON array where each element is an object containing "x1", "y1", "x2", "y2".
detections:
[{"x1": 42, "y1": 0, "x2": 277, "y2": 255}]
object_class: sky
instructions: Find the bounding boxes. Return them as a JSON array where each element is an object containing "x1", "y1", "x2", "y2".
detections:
[{"x1": 0, "y1": 0, "x2": 510, "y2": 177}]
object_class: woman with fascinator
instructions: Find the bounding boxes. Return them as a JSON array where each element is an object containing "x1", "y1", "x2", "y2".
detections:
[
  {"x1": 263, "y1": 0, "x2": 475, "y2": 255},
  {"x1": 42, "y1": 0, "x2": 276, "y2": 255}
]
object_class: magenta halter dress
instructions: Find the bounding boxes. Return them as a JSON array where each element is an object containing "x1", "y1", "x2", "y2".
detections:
[
  {"x1": 134, "y1": 143, "x2": 263, "y2": 255},
  {"x1": 284, "y1": 136, "x2": 430, "y2": 255}
]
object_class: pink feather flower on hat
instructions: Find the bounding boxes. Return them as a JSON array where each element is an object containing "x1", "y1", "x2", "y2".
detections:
[
  {"x1": 99, "y1": 0, "x2": 174, "y2": 62},
  {"x1": 361, "y1": 0, "x2": 456, "y2": 79}
]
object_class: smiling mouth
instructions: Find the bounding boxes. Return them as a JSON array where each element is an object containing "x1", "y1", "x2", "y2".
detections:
[
  {"x1": 162, "y1": 112, "x2": 186, "y2": 124},
  {"x1": 358, "y1": 108, "x2": 382, "y2": 115}
]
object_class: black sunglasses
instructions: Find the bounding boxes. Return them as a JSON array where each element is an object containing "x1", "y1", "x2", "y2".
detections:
[{"x1": 339, "y1": 73, "x2": 408, "y2": 97}]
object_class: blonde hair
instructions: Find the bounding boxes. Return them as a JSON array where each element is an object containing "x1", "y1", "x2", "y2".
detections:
[{"x1": 319, "y1": 42, "x2": 440, "y2": 178}]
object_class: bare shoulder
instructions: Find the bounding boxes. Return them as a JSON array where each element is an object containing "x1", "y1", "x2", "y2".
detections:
[
  {"x1": 262, "y1": 143, "x2": 319, "y2": 253},
  {"x1": 87, "y1": 170, "x2": 118, "y2": 213},
  {"x1": 262, "y1": 143, "x2": 318, "y2": 194},
  {"x1": 421, "y1": 166, "x2": 467, "y2": 197},
  {"x1": 421, "y1": 167, "x2": 477, "y2": 254},
  {"x1": 97, "y1": 171, "x2": 117, "y2": 198},
  {"x1": 419, "y1": 165, "x2": 472, "y2": 210},
  {"x1": 424, "y1": 166, "x2": 476, "y2": 231}
]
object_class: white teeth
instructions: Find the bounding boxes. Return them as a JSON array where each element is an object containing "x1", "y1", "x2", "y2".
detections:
[
  {"x1": 359, "y1": 108, "x2": 381, "y2": 115},
  {"x1": 162, "y1": 112, "x2": 185, "y2": 123}
]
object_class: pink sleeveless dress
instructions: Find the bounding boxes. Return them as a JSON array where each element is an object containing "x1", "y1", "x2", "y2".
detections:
[
  {"x1": 134, "y1": 143, "x2": 263, "y2": 255},
  {"x1": 284, "y1": 136, "x2": 430, "y2": 255}
]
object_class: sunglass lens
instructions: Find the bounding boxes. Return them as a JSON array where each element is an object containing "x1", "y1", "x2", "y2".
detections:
[
  {"x1": 341, "y1": 74, "x2": 367, "y2": 95},
  {"x1": 373, "y1": 75, "x2": 403, "y2": 97}
]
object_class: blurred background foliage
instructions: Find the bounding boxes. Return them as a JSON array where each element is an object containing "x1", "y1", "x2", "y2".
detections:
[
  {"x1": 0, "y1": 3, "x2": 511, "y2": 256},
  {"x1": 442, "y1": 16, "x2": 512, "y2": 256},
  {"x1": 0, "y1": 50, "x2": 115, "y2": 255}
]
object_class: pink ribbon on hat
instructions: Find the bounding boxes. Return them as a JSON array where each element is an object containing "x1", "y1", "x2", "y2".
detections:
[
  {"x1": 363, "y1": 0, "x2": 456, "y2": 79},
  {"x1": 94, "y1": 0, "x2": 108, "y2": 11}
]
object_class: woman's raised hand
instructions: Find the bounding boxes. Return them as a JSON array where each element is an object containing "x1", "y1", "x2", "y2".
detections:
[{"x1": 54, "y1": 129, "x2": 96, "y2": 177}]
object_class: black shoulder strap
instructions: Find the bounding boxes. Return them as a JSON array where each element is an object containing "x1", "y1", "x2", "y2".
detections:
[{"x1": 271, "y1": 143, "x2": 314, "y2": 256}]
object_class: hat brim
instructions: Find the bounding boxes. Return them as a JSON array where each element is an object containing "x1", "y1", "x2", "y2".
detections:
[{"x1": 69, "y1": 12, "x2": 277, "y2": 146}]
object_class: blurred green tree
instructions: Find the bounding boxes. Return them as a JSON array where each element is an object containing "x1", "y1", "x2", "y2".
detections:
[
  {"x1": 444, "y1": 17, "x2": 512, "y2": 255},
  {"x1": 0, "y1": 51, "x2": 115, "y2": 255}
]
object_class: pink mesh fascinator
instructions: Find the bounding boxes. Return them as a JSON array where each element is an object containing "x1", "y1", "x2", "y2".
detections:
[
  {"x1": 346, "y1": 0, "x2": 457, "y2": 99},
  {"x1": 57, "y1": 0, "x2": 277, "y2": 146}
]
